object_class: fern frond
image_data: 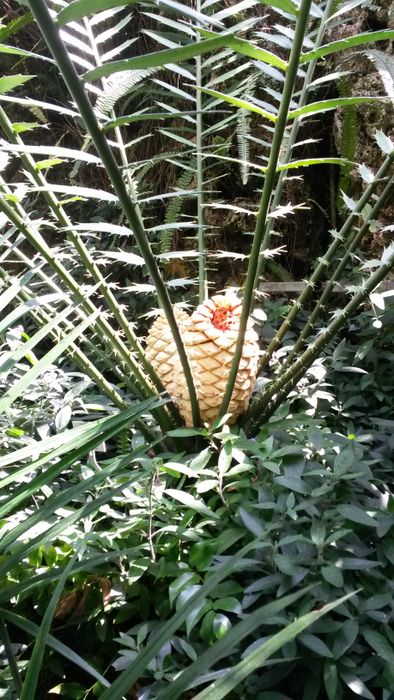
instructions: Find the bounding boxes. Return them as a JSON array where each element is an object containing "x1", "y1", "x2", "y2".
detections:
[
  {"x1": 95, "y1": 69, "x2": 158, "y2": 118},
  {"x1": 0, "y1": 11, "x2": 33, "y2": 42},
  {"x1": 336, "y1": 78, "x2": 358, "y2": 211},
  {"x1": 362, "y1": 49, "x2": 394, "y2": 100},
  {"x1": 161, "y1": 160, "x2": 196, "y2": 254},
  {"x1": 266, "y1": 259, "x2": 294, "y2": 281},
  {"x1": 236, "y1": 71, "x2": 259, "y2": 186}
]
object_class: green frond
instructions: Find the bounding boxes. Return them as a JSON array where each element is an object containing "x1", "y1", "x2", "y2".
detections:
[
  {"x1": 0, "y1": 11, "x2": 33, "y2": 42},
  {"x1": 336, "y1": 78, "x2": 358, "y2": 211},
  {"x1": 95, "y1": 69, "x2": 158, "y2": 117},
  {"x1": 236, "y1": 71, "x2": 259, "y2": 185},
  {"x1": 161, "y1": 160, "x2": 196, "y2": 254},
  {"x1": 266, "y1": 259, "x2": 294, "y2": 281},
  {"x1": 362, "y1": 49, "x2": 394, "y2": 99}
]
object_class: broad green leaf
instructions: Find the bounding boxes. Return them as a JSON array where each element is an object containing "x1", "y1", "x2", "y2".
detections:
[
  {"x1": 99, "y1": 542, "x2": 263, "y2": 699},
  {"x1": 0, "y1": 75, "x2": 35, "y2": 94},
  {"x1": 0, "y1": 44, "x2": 54, "y2": 63},
  {"x1": 288, "y1": 97, "x2": 382, "y2": 120},
  {"x1": 196, "y1": 87, "x2": 277, "y2": 122},
  {"x1": 57, "y1": 0, "x2": 139, "y2": 24},
  {"x1": 300, "y1": 30, "x2": 394, "y2": 64},
  {"x1": 321, "y1": 565, "x2": 344, "y2": 588},
  {"x1": 84, "y1": 35, "x2": 235, "y2": 81},
  {"x1": 336, "y1": 505, "x2": 377, "y2": 527},
  {"x1": 164, "y1": 489, "x2": 219, "y2": 519},
  {"x1": 0, "y1": 143, "x2": 101, "y2": 164},
  {"x1": 340, "y1": 671, "x2": 374, "y2": 700},
  {"x1": 258, "y1": 0, "x2": 298, "y2": 14},
  {"x1": 300, "y1": 633, "x2": 333, "y2": 657},
  {"x1": 193, "y1": 592, "x2": 357, "y2": 700},
  {"x1": 239, "y1": 506, "x2": 264, "y2": 536},
  {"x1": 363, "y1": 628, "x2": 394, "y2": 665},
  {"x1": 324, "y1": 661, "x2": 338, "y2": 700},
  {"x1": 332, "y1": 619, "x2": 359, "y2": 659}
]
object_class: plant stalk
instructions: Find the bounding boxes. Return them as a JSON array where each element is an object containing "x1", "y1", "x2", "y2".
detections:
[
  {"x1": 255, "y1": 0, "x2": 337, "y2": 281},
  {"x1": 27, "y1": 0, "x2": 200, "y2": 426},
  {"x1": 284, "y1": 174, "x2": 394, "y2": 363},
  {"x1": 0, "y1": 195, "x2": 173, "y2": 431},
  {"x1": 0, "y1": 105, "x2": 173, "y2": 407},
  {"x1": 246, "y1": 247, "x2": 394, "y2": 431},
  {"x1": 219, "y1": 0, "x2": 313, "y2": 415},
  {"x1": 257, "y1": 151, "x2": 394, "y2": 375},
  {"x1": 0, "y1": 615, "x2": 22, "y2": 695},
  {"x1": 196, "y1": 2, "x2": 207, "y2": 303}
]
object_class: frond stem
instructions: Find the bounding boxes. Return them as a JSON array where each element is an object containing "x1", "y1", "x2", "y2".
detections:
[
  {"x1": 0, "y1": 105, "x2": 178, "y2": 420},
  {"x1": 246, "y1": 247, "x2": 394, "y2": 432},
  {"x1": 27, "y1": 0, "x2": 200, "y2": 426},
  {"x1": 257, "y1": 151, "x2": 394, "y2": 376},
  {"x1": 255, "y1": 0, "x2": 337, "y2": 281},
  {"x1": 0, "y1": 195, "x2": 172, "y2": 432},
  {"x1": 196, "y1": 3, "x2": 207, "y2": 303},
  {"x1": 219, "y1": 0, "x2": 313, "y2": 416},
  {"x1": 284, "y1": 173, "x2": 394, "y2": 364}
]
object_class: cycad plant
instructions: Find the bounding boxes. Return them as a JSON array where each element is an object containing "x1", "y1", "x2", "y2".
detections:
[{"x1": 1, "y1": 0, "x2": 394, "y2": 696}]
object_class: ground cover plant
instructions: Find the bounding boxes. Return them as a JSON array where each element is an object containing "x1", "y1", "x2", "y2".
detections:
[{"x1": 0, "y1": 0, "x2": 394, "y2": 697}]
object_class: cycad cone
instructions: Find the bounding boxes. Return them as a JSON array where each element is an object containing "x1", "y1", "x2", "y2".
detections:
[{"x1": 145, "y1": 293, "x2": 259, "y2": 426}]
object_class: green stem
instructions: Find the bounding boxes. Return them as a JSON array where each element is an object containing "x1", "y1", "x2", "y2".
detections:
[
  {"x1": 0, "y1": 110, "x2": 151, "y2": 387},
  {"x1": 256, "y1": 0, "x2": 337, "y2": 281},
  {"x1": 0, "y1": 195, "x2": 173, "y2": 431},
  {"x1": 0, "y1": 615, "x2": 22, "y2": 694},
  {"x1": 0, "y1": 186, "x2": 145, "y2": 399},
  {"x1": 246, "y1": 248, "x2": 394, "y2": 431},
  {"x1": 196, "y1": 3, "x2": 207, "y2": 303},
  {"x1": 285, "y1": 174, "x2": 394, "y2": 363},
  {"x1": 219, "y1": 0, "x2": 313, "y2": 415},
  {"x1": 257, "y1": 151, "x2": 394, "y2": 375},
  {"x1": 0, "y1": 106, "x2": 173, "y2": 406},
  {"x1": 27, "y1": 0, "x2": 200, "y2": 426}
]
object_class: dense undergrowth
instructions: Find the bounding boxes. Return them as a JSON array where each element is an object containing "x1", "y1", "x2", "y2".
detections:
[{"x1": 1, "y1": 298, "x2": 394, "y2": 699}]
